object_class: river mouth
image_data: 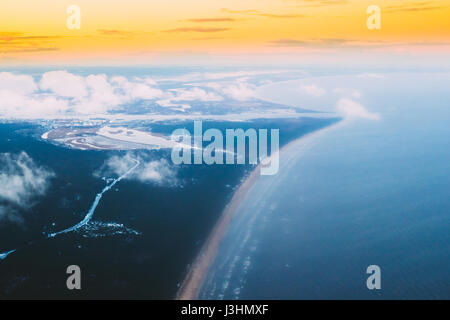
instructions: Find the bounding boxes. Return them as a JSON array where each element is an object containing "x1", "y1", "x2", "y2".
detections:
[{"x1": 0, "y1": 117, "x2": 338, "y2": 299}]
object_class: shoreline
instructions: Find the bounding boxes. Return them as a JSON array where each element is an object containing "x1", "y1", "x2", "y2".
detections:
[
  {"x1": 176, "y1": 159, "x2": 262, "y2": 300},
  {"x1": 176, "y1": 120, "x2": 341, "y2": 300}
]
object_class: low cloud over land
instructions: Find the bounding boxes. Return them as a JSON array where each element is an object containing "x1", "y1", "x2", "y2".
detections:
[
  {"x1": 97, "y1": 153, "x2": 178, "y2": 186},
  {"x1": 0, "y1": 152, "x2": 54, "y2": 223}
]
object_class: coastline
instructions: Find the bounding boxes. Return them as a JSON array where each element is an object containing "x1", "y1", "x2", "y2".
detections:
[{"x1": 176, "y1": 120, "x2": 341, "y2": 300}]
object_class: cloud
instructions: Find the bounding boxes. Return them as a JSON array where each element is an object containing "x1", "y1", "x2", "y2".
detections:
[
  {"x1": 269, "y1": 38, "x2": 449, "y2": 49},
  {"x1": 269, "y1": 38, "x2": 352, "y2": 47},
  {"x1": 97, "y1": 29, "x2": 134, "y2": 36},
  {"x1": 137, "y1": 159, "x2": 177, "y2": 184},
  {"x1": 96, "y1": 29, "x2": 149, "y2": 40},
  {"x1": 0, "y1": 71, "x2": 166, "y2": 117},
  {"x1": 164, "y1": 27, "x2": 230, "y2": 33},
  {"x1": 0, "y1": 34, "x2": 61, "y2": 41},
  {"x1": 0, "y1": 88, "x2": 70, "y2": 117},
  {"x1": 0, "y1": 47, "x2": 59, "y2": 53},
  {"x1": 285, "y1": 0, "x2": 348, "y2": 7},
  {"x1": 220, "y1": 8, "x2": 307, "y2": 19},
  {"x1": 0, "y1": 70, "x2": 277, "y2": 117},
  {"x1": 254, "y1": 13, "x2": 307, "y2": 18},
  {"x1": 160, "y1": 70, "x2": 287, "y2": 82},
  {"x1": 98, "y1": 153, "x2": 178, "y2": 186},
  {"x1": 221, "y1": 8, "x2": 259, "y2": 14},
  {"x1": 336, "y1": 99, "x2": 380, "y2": 120},
  {"x1": 385, "y1": 1, "x2": 447, "y2": 13},
  {"x1": 40, "y1": 71, "x2": 88, "y2": 98},
  {"x1": 357, "y1": 73, "x2": 385, "y2": 79},
  {"x1": 0, "y1": 72, "x2": 37, "y2": 94},
  {"x1": 155, "y1": 87, "x2": 222, "y2": 111},
  {"x1": 203, "y1": 70, "x2": 286, "y2": 80},
  {"x1": 110, "y1": 76, "x2": 163, "y2": 100},
  {"x1": 183, "y1": 77, "x2": 262, "y2": 102},
  {"x1": 205, "y1": 80, "x2": 257, "y2": 101},
  {"x1": 0, "y1": 152, "x2": 54, "y2": 223},
  {"x1": 0, "y1": 32, "x2": 23, "y2": 38},
  {"x1": 269, "y1": 39, "x2": 309, "y2": 47},
  {"x1": 333, "y1": 87, "x2": 362, "y2": 98},
  {"x1": 155, "y1": 71, "x2": 275, "y2": 104},
  {"x1": 170, "y1": 87, "x2": 223, "y2": 102},
  {"x1": 0, "y1": 32, "x2": 62, "y2": 54},
  {"x1": 300, "y1": 84, "x2": 326, "y2": 97},
  {"x1": 186, "y1": 18, "x2": 236, "y2": 23}
]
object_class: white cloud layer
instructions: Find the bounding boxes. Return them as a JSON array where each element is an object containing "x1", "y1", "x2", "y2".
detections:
[
  {"x1": 0, "y1": 71, "x2": 166, "y2": 118},
  {"x1": 336, "y1": 99, "x2": 380, "y2": 120},
  {"x1": 171, "y1": 87, "x2": 223, "y2": 102},
  {"x1": 221, "y1": 81, "x2": 257, "y2": 101},
  {"x1": 40, "y1": 71, "x2": 88, "y2": 98},
  {"x1": 0, "y1": 71, "x2": 275, "y2": 120},
  {"x1": 300, "y1": 84, "x2": 327, "y2": 97},
  {"x1": 0, "y1": 152, "x2": 54, "y2": 223},
  {"x1": 98, "y1": 153, "x2": 177, "y2": 186},
  {"x1": 200, "y1": 79, "x2": 257, "y2": 101},
  {"x1": 0, "y1": 71, "x2": 273, "y2": 118},
  {"x1": 0, "y1": 72, "x2": 37, "y2": 94}
]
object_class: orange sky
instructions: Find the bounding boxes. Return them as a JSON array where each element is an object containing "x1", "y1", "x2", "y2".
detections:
[{"x1": 1, "y1": 0, "x2": 450, "y2": 64}]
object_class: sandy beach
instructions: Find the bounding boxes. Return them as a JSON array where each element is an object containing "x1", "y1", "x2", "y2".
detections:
[
  {"x1": 176, "y1": 121, "x2": 341, "y2": 300},
  {"x1": 176, "y1": 162, "x2": 261, "y2": 300}
]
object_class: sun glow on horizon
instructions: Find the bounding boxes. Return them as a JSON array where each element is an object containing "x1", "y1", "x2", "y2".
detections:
[{"x1": 1, "y1": 0, "x2": 450, "y2": 64}]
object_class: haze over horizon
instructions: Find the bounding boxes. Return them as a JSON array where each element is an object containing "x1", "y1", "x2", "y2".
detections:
[{"x1": 1, "y1": 0, "x2": 450, "y2": 65}]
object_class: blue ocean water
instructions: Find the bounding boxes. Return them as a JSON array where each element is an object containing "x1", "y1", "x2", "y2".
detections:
[
  {"x1": 0, "y1": 117, "x2": 334, "y2": 298},
  {"x1": 200, "y1": 72, "x2": 450, "y2": 299}
]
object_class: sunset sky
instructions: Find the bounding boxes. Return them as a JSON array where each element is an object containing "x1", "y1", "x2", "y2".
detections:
[{"x1": 1, "y1": 0, "x2": 450, "y2": 64}]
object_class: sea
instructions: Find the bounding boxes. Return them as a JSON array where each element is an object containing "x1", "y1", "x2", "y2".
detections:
[
  {"x1": 199, "y1": 72, "x2": 450, "y2": 299},
  {"x1": 0, "y1": 117, "x2": 335, "y2": 298}
]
